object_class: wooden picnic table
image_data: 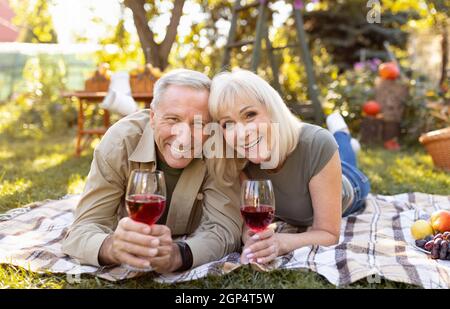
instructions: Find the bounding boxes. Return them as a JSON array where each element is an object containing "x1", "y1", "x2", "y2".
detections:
[{"x1": 62, "y1": 91, "x2": 153, "y2": 156}]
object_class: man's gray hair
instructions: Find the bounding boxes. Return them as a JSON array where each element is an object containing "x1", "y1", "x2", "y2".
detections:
[{"x1": 151, "y1": 69, "x2": 211, "y2": 109}]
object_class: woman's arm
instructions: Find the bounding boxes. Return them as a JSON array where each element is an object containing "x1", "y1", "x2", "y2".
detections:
[
  {"x1": 241, "y1": 151, "x2": 342, "y2": 264},
  {"x1": 305, "y1": 149, "x2": 342, "y2": 244}
]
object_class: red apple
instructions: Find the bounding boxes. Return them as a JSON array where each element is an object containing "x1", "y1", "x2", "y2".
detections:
[
  {"x1": 362, "y1": 100, "x2": 381, "y2": 116},
  {"x1": 430, "y1": 210, "x2": 450, "y2": 233},
  {"x1": 379, "y1": 62, "x2": 400, "y2": 80},
  {"x1": 383, "y1": 138, "x2": 400, "y2": 151}
]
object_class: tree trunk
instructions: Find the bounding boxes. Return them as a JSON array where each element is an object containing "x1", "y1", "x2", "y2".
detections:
[
  {"x1": 125, "y1": 0, "x2": 185, "y2": 70},
  {"x1": 439, "y1": 20, "x2": 448, "y2": 90}
]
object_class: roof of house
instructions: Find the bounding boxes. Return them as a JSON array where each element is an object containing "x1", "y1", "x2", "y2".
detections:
[{"x1": 0, "y1": 0, "x2": 19, "y2": 42}]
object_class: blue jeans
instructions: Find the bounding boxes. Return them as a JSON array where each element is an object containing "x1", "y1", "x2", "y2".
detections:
[{"x1": 333, "y1": 131, "x2": 371, "y2": 216}]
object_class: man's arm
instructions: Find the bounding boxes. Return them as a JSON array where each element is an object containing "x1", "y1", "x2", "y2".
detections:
[
  {"x1": 62, "y1": 145, "x2": 126, "y2": 266},
  {"x1": 183, "y1": 171, "x2": 243, "y2": 268}
]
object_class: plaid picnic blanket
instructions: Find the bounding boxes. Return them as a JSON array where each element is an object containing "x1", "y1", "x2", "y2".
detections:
[{"x1": 0, "y1": 192, "x2": 449, "y2": 288}]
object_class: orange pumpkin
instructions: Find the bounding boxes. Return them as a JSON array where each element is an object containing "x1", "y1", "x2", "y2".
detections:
[
  {"x1": 378, "y1": 62, "x2": 400, "y2": 80},
  {"x1": 362, "y1": 100, "x2": 381, "y2": 116}
]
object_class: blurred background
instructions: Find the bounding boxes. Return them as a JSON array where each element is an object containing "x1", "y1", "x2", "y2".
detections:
[{"x1": 0, "y1": 0, "x2": 448, "y2": 142}]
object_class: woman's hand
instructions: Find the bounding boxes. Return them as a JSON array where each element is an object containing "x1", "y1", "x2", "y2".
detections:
[{"x1": 240, "y1": 228, "x2": 281, "y2": 265}]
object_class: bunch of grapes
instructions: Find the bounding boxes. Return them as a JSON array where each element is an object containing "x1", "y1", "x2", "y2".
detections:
[{"x1": 415, "y1": 232, "x2": 450, "y2": 260}]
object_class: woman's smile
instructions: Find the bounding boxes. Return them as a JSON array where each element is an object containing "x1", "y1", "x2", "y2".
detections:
[{"x1": 243, "y1": 136, "x2": 262, "y2": 150}]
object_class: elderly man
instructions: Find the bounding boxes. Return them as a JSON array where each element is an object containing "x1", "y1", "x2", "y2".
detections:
[{"x1": 62, "y1": 69, "x2": 242, "y2": 274}]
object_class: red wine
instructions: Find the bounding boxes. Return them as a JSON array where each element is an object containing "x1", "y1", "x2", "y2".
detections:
[
  {"x1": 240, "y1": 205, "x2": 274, "y2": 232},
  {"x1": 126, "y1": 194, "x2": 166, "y2": 225}
]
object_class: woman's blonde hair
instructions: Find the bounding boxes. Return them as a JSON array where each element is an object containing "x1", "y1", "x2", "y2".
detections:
[{"x1": 207, "y1": 69, "x2": 302, "y2": 184}]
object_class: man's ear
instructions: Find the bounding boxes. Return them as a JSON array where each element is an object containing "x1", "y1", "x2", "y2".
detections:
[{"x1": 149, "y1": 108, "x2": 156, "y2": 129}]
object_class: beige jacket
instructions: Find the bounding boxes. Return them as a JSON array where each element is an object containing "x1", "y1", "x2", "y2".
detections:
[{"x1": 62, "y1": 110, "x2": 242, "y2": 268}]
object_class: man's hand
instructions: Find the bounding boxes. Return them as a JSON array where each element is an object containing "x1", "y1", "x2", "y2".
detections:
[
  {"x1": 99, "y1": 218, "x2": 182, "y2": 273},
  {"x1": 99, "y1": 217, "x2": 159, "y2": 269},
  {"x1": 145, "y1": 224, "x2": 182, "y2": 274}
]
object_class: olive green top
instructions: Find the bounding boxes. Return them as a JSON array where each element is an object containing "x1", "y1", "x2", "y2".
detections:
[
  {"x1": 156, "y1": 154, "x2": 183, "y2": 224},
  {"x1": 244, "y1": 123, "x2": 339, "y2": 227}
]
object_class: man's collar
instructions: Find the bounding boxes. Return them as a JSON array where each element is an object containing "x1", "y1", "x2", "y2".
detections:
[{"x1": 128, "y1": 123, "x2": 157, "y2": 163}]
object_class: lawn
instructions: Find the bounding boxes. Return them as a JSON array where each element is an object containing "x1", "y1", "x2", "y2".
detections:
[{"x1": 0, "y1": 129, "x2": 449, "y2": 289}]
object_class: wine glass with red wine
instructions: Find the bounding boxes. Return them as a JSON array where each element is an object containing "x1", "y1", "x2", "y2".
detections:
[
  {"x1": 240, "y1": 180, "x2": 275, "y2": 233},
  {"x1": 124, "y1": 169, "x2": 167, "y2": 272}
]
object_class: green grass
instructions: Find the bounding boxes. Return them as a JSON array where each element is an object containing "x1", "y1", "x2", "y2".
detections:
[{"x1": 0, "y1": 130, "x2": 449, "y2": 289}]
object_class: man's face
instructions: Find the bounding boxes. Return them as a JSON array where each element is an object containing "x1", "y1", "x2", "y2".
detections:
[{"x1": 150, "y1": 85, "x2": 210, "y2": 169}]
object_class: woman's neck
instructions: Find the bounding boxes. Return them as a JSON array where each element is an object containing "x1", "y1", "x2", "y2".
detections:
[{"x1": 266, "y1": 159, "x2": 286, "y2": 174}]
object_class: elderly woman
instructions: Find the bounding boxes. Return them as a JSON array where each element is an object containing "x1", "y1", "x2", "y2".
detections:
[{"x1": 208, "y1": 69, "x2": 370, "y2": 264}]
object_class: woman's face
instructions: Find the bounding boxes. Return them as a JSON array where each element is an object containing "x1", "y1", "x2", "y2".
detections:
[{"x1": 218, "y1": 99, "x2": 273, "y2": 164}]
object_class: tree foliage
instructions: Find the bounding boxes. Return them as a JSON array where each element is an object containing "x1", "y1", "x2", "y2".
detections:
[
  {"x1": 3, "y1": 55, "x2": 74, "y2": 139},
  {"x1": 11, "y1": 0, "x2": 58, "y2": 43},
  {"x1": 94, "y1": 7, "x2": 144, "y2": 71},
  {"x1": 301, "y1": 0, "x2": 423, "y2": 69}
]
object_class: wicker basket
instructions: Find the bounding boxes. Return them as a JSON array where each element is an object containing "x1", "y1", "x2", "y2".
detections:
[{"x1": 419, "y1": 127, "x2": 450, "y2": 172}]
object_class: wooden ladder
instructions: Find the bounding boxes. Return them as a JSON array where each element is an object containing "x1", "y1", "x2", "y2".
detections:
[{"x1": 221, "y1": 0, "x2": 324, "y2": 124}]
